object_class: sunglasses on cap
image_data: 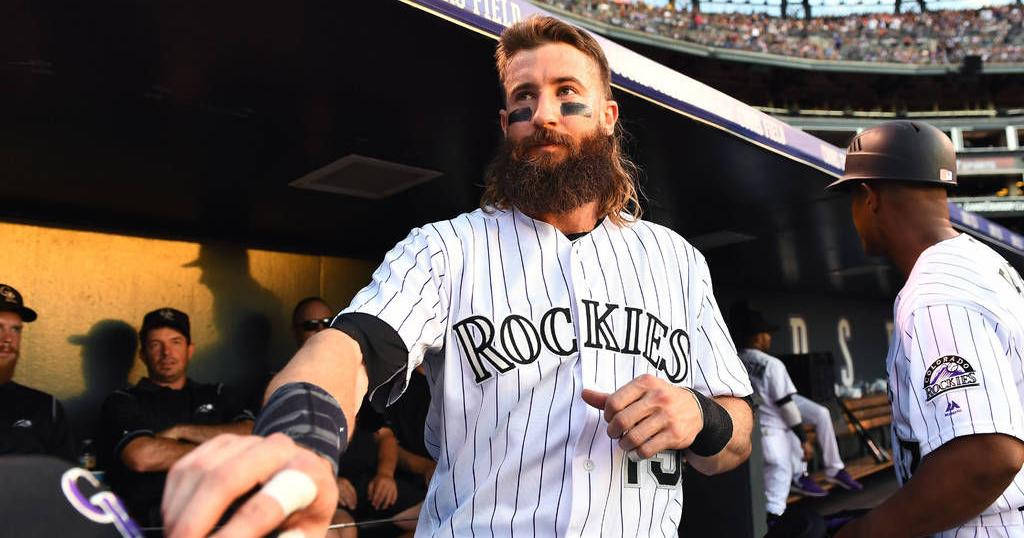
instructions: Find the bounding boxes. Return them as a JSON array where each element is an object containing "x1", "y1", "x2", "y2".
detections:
[{"x1": 295, "y1": 318, "x2": 332, "y2": 331}]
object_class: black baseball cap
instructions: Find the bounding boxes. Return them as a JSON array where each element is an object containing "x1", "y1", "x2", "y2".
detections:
[
  {"x1": 728, "y1": 301, "x2": 779, "y2": 340},
  {"x1": 0, "y1": 456, "x2": 141, "y2": 537},
  {"x1": 139, "y1": 307, "x2": 191, "y2": 343},
  {"x1": 0, "y1": 284, "x2": 38, "y2": 322}
]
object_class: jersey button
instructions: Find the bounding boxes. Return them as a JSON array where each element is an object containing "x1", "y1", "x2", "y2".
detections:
[{"x1": 583, "y1": 459, "x2": 595, "y2": 471}]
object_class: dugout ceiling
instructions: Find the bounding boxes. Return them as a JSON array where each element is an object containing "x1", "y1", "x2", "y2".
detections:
[{"x1": 0, "y1": 0, "x2": 1014, "y2": 300}]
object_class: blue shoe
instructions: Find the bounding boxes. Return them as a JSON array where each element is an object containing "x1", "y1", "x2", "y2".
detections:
[
  {"x1": 791, "y1": 474, "x2": 828, "y2": 497},
  {"x1": 825, "y1": 469, "x2": 864, "y2": 491}
]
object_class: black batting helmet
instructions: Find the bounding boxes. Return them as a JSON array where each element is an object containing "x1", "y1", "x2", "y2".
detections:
[{"x1": 825, "y1": 120, "x2": 957, "y2": 191}]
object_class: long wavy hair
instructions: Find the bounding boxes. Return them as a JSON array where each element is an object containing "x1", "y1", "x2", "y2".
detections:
[{"x1": 482, "y1": 16, "x2": 642, "y2": 226}]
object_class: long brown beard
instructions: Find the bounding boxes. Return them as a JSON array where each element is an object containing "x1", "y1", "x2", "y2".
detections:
[{"x1": 483, "y1": 128, "x2": 617, "y2": 216}]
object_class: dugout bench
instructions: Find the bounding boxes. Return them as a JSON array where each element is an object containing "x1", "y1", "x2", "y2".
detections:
[{"x1": 787, "y1": 393, "x2": 894, "y2": 503}]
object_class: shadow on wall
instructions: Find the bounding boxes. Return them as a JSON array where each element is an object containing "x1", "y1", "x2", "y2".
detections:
[
  {"x1": 185, "y1": 243, "x2": 288, "y2": 405},
  {"x1": 65, "y1": 320, "x2": 138, "y2": 442}
]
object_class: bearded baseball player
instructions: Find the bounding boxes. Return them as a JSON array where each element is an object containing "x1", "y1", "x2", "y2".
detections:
[
  {"x1": 830, "y1": 121, "x2": 1024, "y2": 538},
  {"x1": 160, "y1": 16, "x2": 754, "y2": 538}
]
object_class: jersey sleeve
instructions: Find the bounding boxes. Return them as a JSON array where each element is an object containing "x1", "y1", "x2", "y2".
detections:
[
  {"x1": 688, "y1": 251, "x2": 754, "y2": 399},
  {"x1": 99, "y1": 390, "x2": 153, "y2": 464},
  {"x1": 764, "y1": 359, "x2": 798, "y2": 404},
  {"x1": 337, "y1": 227, "x2": 449, "y2": 410},
  {"x1": 215, "y1": 383, "x2": 256, "y2": 422},
  {"x1": 900, "y1": 304, "x2": 1024, "y2": 457}
]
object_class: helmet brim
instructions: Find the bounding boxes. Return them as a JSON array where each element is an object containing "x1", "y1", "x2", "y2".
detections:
[{"x1": 825, "y1": 175, "x2": 957, "y2": 193}]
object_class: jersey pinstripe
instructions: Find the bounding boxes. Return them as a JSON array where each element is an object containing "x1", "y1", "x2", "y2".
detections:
[
  {"x1": 340, "y1": 207, "x2": 752, "y2": 537},
  {"x1": 888, "y1": 234, "x2": 1024, "y2": 536}
]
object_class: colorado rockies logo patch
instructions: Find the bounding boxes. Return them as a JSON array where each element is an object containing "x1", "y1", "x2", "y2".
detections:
[{"x1": 923, "y1": 355, "x2": 979, "y2": 401}]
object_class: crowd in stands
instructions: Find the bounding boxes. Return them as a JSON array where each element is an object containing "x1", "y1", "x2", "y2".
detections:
[
  {"x1": 539, "y1": 0, "x2": 1024, "y2": 64},
  {"x1": 0, "y1": 284, "x2": 428, "y2": 537}
]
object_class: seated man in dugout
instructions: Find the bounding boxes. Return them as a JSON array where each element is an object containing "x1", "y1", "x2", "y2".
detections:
[
  {"x1": 99, "y1": 307, "x2": 255, "y2": 527},
  {"x1": 381, "y1": 363, "x2": 434, "y2": 537},
  {"x1": 294, "y1": 296, "x2": 427, "y2": 538},
  {"x1": 729, "y1": 302, "x2": 861, "y2": 525},
  {"x1": 0, "y1": 283, "x2": 77, "y2": 463}
]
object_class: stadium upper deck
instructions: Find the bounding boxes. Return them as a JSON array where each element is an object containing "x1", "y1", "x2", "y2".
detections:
[{"x1": 539, "y1": 0, "x2": 1024, "y2": 67}]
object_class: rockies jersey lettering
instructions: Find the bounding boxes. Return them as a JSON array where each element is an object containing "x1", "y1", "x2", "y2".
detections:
[
  {"x1": 453, "y1": 303, "x2": 690, "y2": 384},
  {"x1": 887, "y1": 234, "x2": 1024, "y2": 536},
  {"x1": 340, "y1": 208, "x2": 751, "y2": 537}
]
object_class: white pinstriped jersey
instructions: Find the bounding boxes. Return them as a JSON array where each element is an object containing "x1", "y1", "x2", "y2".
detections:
[
  {"x1": 887, "y1": 234, "x2": 1024, "y2": 537},
  {"x1": 341, "y1": 207, "x2": 752, "y2": 537}
]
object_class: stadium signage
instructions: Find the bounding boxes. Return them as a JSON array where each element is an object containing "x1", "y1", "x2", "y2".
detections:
[
  {"x1": 436, "y1": 0, "x2": 524, "y2": 26},
  {"x1": 948, "y1": 202, "x2": 1024, "y2": 252},
  {"x1": 956, "y1": 156, "x2": 1023, "y2": 176},
  {"x1": 952, "y1": 197, "x2": 1024, "y2": 218}
]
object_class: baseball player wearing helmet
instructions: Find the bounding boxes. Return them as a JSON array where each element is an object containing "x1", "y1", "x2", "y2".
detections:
[
  {"x1": 830, "y1": 121, "x2": 1024, "y2": 538},
  {"x1": 159, "y1": 15, "x2": 754, "y2": 538}
]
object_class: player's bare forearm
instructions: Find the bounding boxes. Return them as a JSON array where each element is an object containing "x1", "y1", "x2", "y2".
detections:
[
  {"x1": 265, "y1": 329, "x2": 370, "y2": 440},
  {"x1": 837, "y1": 434, "x2": 1024, "y2": 538},
  {"x1": 374, "y1": 427, "x2": 399, "y2": 478},
  {"x1": 121, "y1": 436, "x2": 197, "y2": 473},
  {"x1": 368, "y1": 427, "x2": 401, "y2": 510},
  {"x1": 163, "y1": 420, "x2": 254, "y2": 444},
  {"x1": 685, "y1": 396, "x2": 753, "y2": 475}
]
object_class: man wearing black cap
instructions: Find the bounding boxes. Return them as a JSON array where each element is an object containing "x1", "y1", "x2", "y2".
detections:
[
  {"x1": 0, "y1": 283, "x2": 78, "y2": 463},
  {"x1": 99, "y1": 307, "x2": 255, "y2": 527},
  {"x1": 830, "y1": 121, "x2": 1024, "y2": 537},
  {"x1": 729, "y1": 302, "x2": 861, "y2": 522}
]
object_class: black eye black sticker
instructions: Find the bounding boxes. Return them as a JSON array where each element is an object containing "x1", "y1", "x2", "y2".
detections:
[
  {"x1": 507, "y1": 107, "x2": 533, "y2": 124},
  {"x1": 561, "y1": 102, "x2": 593, "y2": 118},
  {"x1": 509, "y1": 103, "x2": 593, "y2": 122}
]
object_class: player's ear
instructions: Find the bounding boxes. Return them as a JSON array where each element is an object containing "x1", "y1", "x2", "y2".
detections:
[
  {"x1": 858, "y1": 182, "x2": 880, "y2": 213},
  {"x1": 497, "y1": 81, "x2": 510, "y2": 137},
  {"x1": 600, "y1": 98, "x2": 619, "y2": 136}
]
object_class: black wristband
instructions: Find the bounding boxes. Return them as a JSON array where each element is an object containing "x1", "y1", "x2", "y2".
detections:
[
  {"x1": 687, "y1": 389, "x2": 734, "y2": 457},
  {"x1": 791, "y1": 425, "x2": 808, "y2": 444},
  {"x1": 253, "y1": 382, "x2": 349, "y2": 473}
]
